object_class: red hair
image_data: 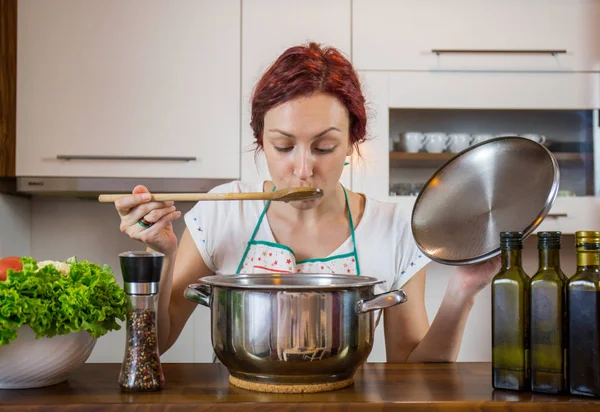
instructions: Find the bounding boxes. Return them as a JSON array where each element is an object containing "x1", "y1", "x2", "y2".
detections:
[{"x1": 250, "y1": 43, "x2": 367, "y2": 153}]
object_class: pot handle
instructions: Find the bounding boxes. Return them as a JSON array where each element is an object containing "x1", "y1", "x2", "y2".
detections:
[
  {"x1": 356, "y1": 289, "x2": 408, "y2": 314},
  {"x1": 184, "y1": 283, "x2": 212, "y2": 308}
]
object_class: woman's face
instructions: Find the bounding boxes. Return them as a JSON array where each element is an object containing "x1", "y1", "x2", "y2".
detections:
[{"x1": 262, "y1": 92, "x2": 351, "y2": 209}]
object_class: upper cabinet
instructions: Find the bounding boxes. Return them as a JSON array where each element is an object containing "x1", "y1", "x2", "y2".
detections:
[
  {"x1": 240, "y1": 0, "x2": 352, "y2": 186},
  {"x1": 17, "y1": 0, "x2": 240, "y2": 179},
  {"x1": 354, "y1": 69, "x2": 600, "y2": 234},
  {"x1": 353, "y1": 0, "x2": 600, "y2": 72}
]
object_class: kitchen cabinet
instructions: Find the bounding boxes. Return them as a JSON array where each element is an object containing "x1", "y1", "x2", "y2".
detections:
[
  {"x1": 353, "y1": 0, "x2": 600, "y2": 72},
  {"x1": 16, "y1": 0, "x2": 240, "y2": 179},
  {"x1": 352, "y1": 72, "x2": 390, "y2": 200},
  {"x1": 387, "y1": 71, "x2": 600, "y2": 110},
  {"x1": 354, "y1": 71, "x2": 600, "y2": 234},
  {"x1": 240, "y1": 0, "x2": 352, "y2": 188}
]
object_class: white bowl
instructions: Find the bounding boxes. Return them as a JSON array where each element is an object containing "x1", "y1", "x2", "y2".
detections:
[{"x1": 0, "y1": 326, "x2": 97, "y2": 389}]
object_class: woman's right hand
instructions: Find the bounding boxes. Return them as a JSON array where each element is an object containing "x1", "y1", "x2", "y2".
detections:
[{"x1": 115, "y1": 185, "x2": 182, "y2": 256}]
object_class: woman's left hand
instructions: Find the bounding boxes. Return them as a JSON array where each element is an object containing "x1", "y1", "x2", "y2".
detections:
[{"x1": 451, "y1": 256, "x2": 501, "y2": 299}]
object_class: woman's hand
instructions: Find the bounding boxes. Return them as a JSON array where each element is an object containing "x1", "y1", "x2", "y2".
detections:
[
  {"x1": 451, "y1": 256, "x2": 502, "y2": 299},
  {"x1": 115, "y1": 185, "x2": 181, "y2": 256}
]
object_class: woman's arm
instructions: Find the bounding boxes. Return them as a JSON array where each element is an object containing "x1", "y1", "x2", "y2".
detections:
[
  {"x1": 383, "y1": 269, "x2": 429, "y2": 362},
  {"x1": 157, "y1": 228, "x2": 214, "y2": 354},
  {"x1": 384, "y1": 258, "x2": 500, "y2": 363}
]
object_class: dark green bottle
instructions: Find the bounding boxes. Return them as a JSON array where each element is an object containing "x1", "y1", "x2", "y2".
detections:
[
  {"x1": 530, "y1": 231, "x2": 567, "y2": 394},
  {"x1": 568, "y1": 231, "x2": 600, "y2": 397},
  {"x1": 492, "y1": 231, "x2": 530, "y2": 391}
]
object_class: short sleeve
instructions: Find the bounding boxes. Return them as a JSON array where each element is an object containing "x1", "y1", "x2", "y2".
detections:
[
  {"x1": 390, "y1": 208, "x2": 431, "y2": 290},
  {"x1": 183, "y1": 181, "x2": 241, "y2": 273}
]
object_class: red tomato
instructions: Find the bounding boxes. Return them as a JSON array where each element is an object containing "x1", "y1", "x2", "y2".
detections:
[{"x1": 0, "y1": 256, "x2": 22, "y2": 281}]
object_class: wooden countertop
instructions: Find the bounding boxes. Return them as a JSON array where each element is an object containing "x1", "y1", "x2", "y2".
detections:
[{"x1": 2, "y1": 362, "x2": 600, "y2": 411}]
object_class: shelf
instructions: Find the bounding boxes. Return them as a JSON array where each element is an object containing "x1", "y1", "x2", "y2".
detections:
[{"x1": 389, "y1": 152, "x2": 593, "y2": 169}]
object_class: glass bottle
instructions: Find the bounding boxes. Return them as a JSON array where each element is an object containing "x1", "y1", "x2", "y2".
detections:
[
  {"x1": 492, "y1": 231, "x2": 530, "y2": 391},
  {"x1": 530, "y1": 231, "x2": 567, "y2": 394},
  {"x1": 568, "y1": 231, "x2": 600, "y2": 397},
  {"x1": 118, "y1": 251, "x2": 165, "y2": 391}
]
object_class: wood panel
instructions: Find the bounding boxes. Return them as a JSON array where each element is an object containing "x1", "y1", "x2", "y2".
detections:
[
  {"x1": 0, "y1": 0, "x2": 16, "y2": 177},
  {"x1": 390, "y1": 152, "x2": 593, "y2": 169},
  {"x1": 2, "y1": 363, "x2": 600, "y2": 411}
]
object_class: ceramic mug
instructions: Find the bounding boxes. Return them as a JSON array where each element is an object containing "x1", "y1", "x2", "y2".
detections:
[
  {"x1": 400, "y1": 132, "x2": 425, "y2": 153},
  {"x1": 471, "y1": 133, "x2": 494, "y2": 145},
  {"x1": 423, "y1": 132, "x2": 448, "y2": 153},
  {"x1": 447, "y1": 133, "x2": 472, "y2": 153}
]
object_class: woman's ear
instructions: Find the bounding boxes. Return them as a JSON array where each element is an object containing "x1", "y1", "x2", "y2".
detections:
[{"x1": 346, "y1": 144, "x2": 353, "y2": 157}]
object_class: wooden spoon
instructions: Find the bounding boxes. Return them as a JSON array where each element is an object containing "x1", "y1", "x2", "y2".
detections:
[{"x1": 98, "y1": 187, "x2": 324, "y2": 203}]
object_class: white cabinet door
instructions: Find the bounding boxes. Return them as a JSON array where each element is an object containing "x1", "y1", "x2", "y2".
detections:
[
  {"x1": 536, "y1": 197, "x2": 600, "y2": 234},
  {"x1": 388, "y1": 71, "x2": 600, "y2": 109},
  {"x1": 352, "y1": 71, "x2": 391, "y2": 200},
  {"x1": 17, "y1": 0, "x2": 240, "y2": 179},
  {"x1": 240, "y1": 0, "x2": 352, "y2": 188},
  {"x1": 353, "y1": 0, "x2": 600, "y2": 72}
]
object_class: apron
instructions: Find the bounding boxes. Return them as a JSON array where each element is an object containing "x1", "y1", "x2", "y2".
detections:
[
  {"x1": 211, "y1": 185, "x2": 361, "y2": 363},
  {"x1": 236, "y1": 185, "x2": 361, "y2": 275}
]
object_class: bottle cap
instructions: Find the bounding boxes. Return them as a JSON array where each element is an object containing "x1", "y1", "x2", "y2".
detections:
[
  {"x1": 576, "y1": 231, "x2": 600, "y2": 252},
  {"x1": 500, "y1": 231, "x2": 523, "y2": 250},
  {"x1": 119, "y1": 251, "x2": 164, "y2": 284},
  {"x1": 537, "y1": 231, "x2": 561, "y2": 250}
]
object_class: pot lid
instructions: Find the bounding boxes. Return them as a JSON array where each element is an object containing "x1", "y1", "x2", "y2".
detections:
[
  {"x1": 411, "y1": 136, "x2": 559, "y2": 265},
  {"x1": 198, "y1": 273, "x2": 384, "y2": 289}
]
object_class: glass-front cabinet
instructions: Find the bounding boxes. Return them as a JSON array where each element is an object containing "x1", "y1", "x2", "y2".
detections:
[
  {"x1": 389, "y1": 109, "x2": 595, "y2": 197},
  {"x1": 352, "y1": 71, "x2": 600, "y2": 234}
]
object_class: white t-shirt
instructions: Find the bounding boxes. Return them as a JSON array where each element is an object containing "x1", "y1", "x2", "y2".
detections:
[{"x1": 184, "y1": 181, "x2": 430, "y2": 293}]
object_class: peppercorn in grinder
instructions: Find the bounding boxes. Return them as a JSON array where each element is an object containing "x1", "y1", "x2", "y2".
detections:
[{"x1": 118, "y1": 251, "x2": 165, "y2": 391}]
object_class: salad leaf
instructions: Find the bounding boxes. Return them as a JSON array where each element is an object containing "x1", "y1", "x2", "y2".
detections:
[{"x1": 0, "y1": 257, "x2": 128, "y2": 345}]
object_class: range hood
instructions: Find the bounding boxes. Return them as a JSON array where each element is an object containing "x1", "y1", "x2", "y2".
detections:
[{"x1": 15, "y1": 177, "x2": 235, "y2": 198}]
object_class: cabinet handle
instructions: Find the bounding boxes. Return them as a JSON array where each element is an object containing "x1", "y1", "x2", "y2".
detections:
[
  {"x1": 56, "y1": 155, "x2": 197, "y2": 162},
  {"x1": 431, "y1": 49, "x2": 567, "y2": 56},
  {"x1": 546, "y1": 213, "x2": 568, "y2": 218}
]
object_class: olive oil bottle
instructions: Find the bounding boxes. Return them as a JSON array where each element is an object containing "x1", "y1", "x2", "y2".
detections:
[
  {"x1": 492, "y1": 231, "x2": 531, "y2": 391},
  {"x1": 530, "y1": 231, "x2": 567, "y2": 394},
  {"x1": 568, "y1": 231, "x2": 600, "y2": 397}
]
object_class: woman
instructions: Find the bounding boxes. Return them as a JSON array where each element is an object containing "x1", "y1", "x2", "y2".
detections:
[{"x1": 115, "y1": 43, "x2": 500, "y2": 363}]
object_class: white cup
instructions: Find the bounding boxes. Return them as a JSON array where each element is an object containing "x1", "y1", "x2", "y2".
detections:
[
  {"x1": 447, "y1": 133, "x2": 472, "y2": 153},
  {"x1": 401, "y1": 132, "x2": 425, "y2": 153},
  {"x1": 423, "y1": 132, "x2": 448, "y2": 153},
  {"x1": 521, "y1": 133, "x2": 547, "y2": 145},
  {"x1": 471, "y1": 133, "x2": 494, "y2": 145}
]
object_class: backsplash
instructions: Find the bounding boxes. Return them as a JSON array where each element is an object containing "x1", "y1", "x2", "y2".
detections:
[
  {"x1": 28, "y1": 197, "x2": 211, "y2": 363},
  {"x1": 0, "y1": 194, "x2": 577, "y2": 363},
  {"x1": 0, "y1": 194, "x2": 31, "y2": 257}
]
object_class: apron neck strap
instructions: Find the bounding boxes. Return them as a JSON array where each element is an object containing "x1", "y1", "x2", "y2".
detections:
[{"x1": 237, "y1": 183, "x2": 361, "y2": 275}]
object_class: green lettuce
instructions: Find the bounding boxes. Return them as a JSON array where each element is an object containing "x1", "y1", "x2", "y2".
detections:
[{"x1": 0, "y1": 256, "x2": 128, "y2": 345}]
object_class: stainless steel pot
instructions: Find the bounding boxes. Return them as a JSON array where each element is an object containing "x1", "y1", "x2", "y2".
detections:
[{"x1": 184, "y1": 273, "x2": 407, "y2": 385}]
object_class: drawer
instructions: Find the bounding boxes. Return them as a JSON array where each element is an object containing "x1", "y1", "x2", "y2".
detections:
[
  {"x1": 535, "y1": 197, "x2": 600, "y2": 234},
  {"x1": 388, "y1": 71, "x2": 600, "y2": 109},
  {"x1": 353, "y1": 0, "x2": 600, "y2": 72}
]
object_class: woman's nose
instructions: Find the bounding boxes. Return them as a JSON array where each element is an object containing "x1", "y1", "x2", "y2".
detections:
[{"x1": 294, "y1": 150, "x2": 314, "y2": 180}]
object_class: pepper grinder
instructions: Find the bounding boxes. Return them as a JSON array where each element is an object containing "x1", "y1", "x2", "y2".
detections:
[{"x1": 117, "y1": 250, "x2": 165, "y2": 391}]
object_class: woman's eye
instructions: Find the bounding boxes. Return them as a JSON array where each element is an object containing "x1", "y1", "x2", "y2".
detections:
[
  {"x1": 274, "y1": 146, "x2": 293, "y2": 153},
  {"x1": 314, "y1": 147, "x2": 335, "y2": 154}
]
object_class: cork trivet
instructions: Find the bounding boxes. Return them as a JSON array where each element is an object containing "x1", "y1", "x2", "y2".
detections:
[{"x1": 229, "y1": 374, "x2": 354, "y2": 393}]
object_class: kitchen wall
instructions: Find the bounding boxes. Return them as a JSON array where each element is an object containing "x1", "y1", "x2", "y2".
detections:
[
  {"x1": 6, "y1": 0, "x2": 588, "y2": 364},
  {"x1": 21, "y1": 195, "x2": 577, "y2": 363},
  {"x1": 28, "y1": 197, "x2": 212, "y2": 363},
  {"x1": 0, "y1": 194, "x2": 31, "y2": 257}
]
